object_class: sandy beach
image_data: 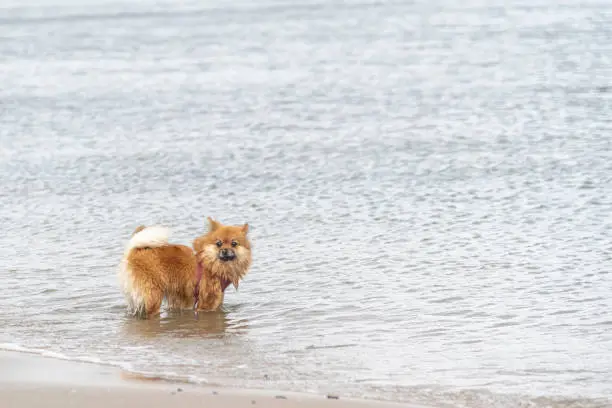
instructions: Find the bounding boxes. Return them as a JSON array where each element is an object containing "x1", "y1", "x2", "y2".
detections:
[{"x1": 0, "y1": 351, "x2": 431, "y2": 408}]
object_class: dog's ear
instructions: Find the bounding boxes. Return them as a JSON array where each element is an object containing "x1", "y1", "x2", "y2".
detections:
[
  {"x1": 192, "y1": 236, "x2": 203, "y2": 252},
  {"x1": 241, "y1": 223, "x2": 249, "y2": 234},
  {"x1": 207, "y1": 217, "x2": 221, "y2": 232}
]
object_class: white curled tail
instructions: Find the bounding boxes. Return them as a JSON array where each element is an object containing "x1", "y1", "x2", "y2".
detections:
[{"x1": 124, "y1": 226, "x2": 170, "y2": 255}]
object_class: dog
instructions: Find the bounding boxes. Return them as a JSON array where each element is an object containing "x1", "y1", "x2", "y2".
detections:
[{"x1": 119, "y1": 217, "x2": 251, "y2": 318}]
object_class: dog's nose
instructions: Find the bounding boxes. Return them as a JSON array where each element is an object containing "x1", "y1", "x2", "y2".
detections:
[{"x1": 219, "y1": 248, "x2": 236, "y2": 261}]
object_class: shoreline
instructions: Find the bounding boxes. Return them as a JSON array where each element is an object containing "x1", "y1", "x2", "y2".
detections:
[{"x1": 0, "y1": 350, "x2": 432, "y2": 408}]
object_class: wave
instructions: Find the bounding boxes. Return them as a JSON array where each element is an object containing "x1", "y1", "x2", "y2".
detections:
[
  {"x1": 0, "y1": 342, "x2": 212, "y2": 386},
  {"x1": 0, "y1": 342, "x2": 127, "y2": 369},
  {"x1": 1, "y1": 343, "x2": 609, "y2": 408}
]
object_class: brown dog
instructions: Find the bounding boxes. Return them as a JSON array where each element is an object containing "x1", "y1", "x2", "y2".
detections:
[{"x1": 119, "y1": 218, "x2": 252, "y2": 318}]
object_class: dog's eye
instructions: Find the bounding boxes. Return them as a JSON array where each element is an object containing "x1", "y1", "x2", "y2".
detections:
[
  {"x1": 216, "y1": 240, "x2": 223, "y2": 247},
  {"x1": 231, "y1": 240, "x2": 238, "y2": 247}
]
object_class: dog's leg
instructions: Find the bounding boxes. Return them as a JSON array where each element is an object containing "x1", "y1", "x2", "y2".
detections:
[
  {"x1": 181, "y1": 290, "x2": 194, "y2": 310},
  {"x1": 179, "y1": 280, "x2": 197, "y2": 310},
  {"x1": 166, "y1": 295, "x2": 177, "y2": 311},
  {"x1": 144, "y1": 288, "x2": 163, "y2": 318},
  {"x1": 165, "y1": 284, "x2": 194, "y2": 311},
  {"x1": 166, "y1": 294, "x2": 190, "y2": 311},
  {"x1": 197, "y1": 286, "x2": 224, "y2": 311},
  {"x1": 196, "y1": 293, "x2": 223, "y2": 311}
]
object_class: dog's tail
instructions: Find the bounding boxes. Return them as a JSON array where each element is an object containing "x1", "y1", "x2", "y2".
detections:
[{"x1": 124, "y1": 225, "x2": 170, "y2": 255}]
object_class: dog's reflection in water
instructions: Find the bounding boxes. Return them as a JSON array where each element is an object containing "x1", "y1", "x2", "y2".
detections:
[{"x1": 122, "y1": 306, "x2": 249, "y2": 340}]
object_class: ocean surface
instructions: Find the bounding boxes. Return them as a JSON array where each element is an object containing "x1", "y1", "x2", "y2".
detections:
[{"x1": 1, "y1": 0, "x2": 611, "y2": 407}]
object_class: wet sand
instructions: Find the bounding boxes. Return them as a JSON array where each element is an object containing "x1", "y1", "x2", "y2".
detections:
[{"x1": 0, "y1": 351, "x2": 431, "y2": 408}]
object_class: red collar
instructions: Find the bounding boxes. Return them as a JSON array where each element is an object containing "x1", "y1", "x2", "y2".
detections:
[{"x1": 193, "y1": 262, "x2": 204, "y2": 306}]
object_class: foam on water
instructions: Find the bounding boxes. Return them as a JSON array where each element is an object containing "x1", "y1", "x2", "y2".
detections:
[
  {"x1": 1, "y1": 342, "x2": 609, "y2": 407},
  {"x1": 0, "y1": 343, "x2": 119, "y2": 369}
]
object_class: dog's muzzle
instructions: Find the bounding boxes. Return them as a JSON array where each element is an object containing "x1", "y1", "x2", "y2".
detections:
[{"x1": 219, "y1": 248, "x2": 236, "y2": 262}]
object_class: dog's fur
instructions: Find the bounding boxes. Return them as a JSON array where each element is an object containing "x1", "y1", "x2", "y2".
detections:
[{"x1": 119, "y1": 218, "x2": 251, "y2": 318}]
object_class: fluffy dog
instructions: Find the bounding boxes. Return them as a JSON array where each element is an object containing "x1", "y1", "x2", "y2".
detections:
[{"x1": 119, "y1": 218, "x2": 251, "y2": 318}]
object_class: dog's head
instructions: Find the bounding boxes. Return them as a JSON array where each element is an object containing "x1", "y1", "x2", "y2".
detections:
[{"x1": 193, "y1": 217, "x2": 252, "y2": 291}]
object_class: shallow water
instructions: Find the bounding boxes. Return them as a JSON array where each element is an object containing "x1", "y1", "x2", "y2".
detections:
[{"x1": 1, "y1": 0, "x2": 611, "y2": 407}]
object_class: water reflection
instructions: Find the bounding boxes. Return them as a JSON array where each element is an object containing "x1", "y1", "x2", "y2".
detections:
[{"x1": 121, "y1": 309, "x2": 249, "y2": 339}]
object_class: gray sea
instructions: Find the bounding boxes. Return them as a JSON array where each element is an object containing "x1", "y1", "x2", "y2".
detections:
[{"x1": 1, "y1": 0, "x2": 611, "y2": 407}]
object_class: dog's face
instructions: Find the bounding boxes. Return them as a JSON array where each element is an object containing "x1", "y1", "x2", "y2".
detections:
[{"x1": 193, "y1": 217, "x2": 252, "y2": 290}]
